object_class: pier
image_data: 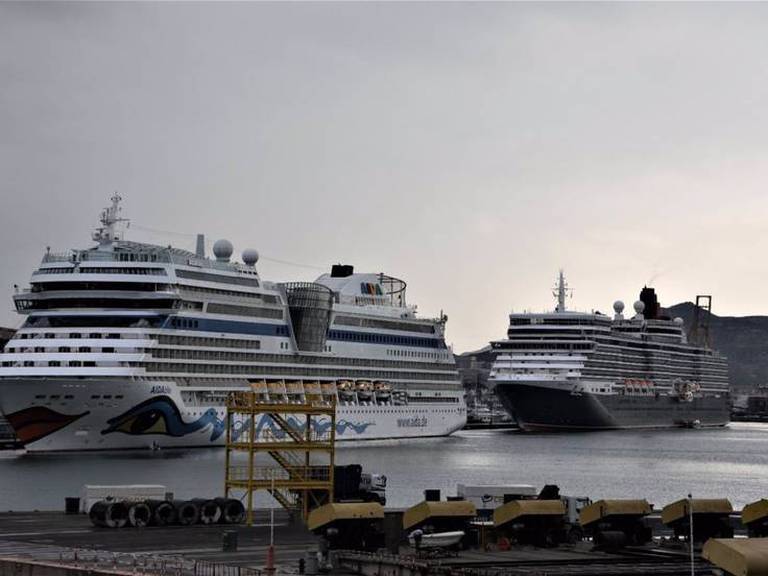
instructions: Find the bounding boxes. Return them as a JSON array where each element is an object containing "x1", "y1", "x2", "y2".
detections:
[{"x1": 0, "y1": 508, "x2": 757, "y2": 576}]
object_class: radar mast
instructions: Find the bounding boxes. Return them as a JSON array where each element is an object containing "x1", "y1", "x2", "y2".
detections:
[
  {"x1": 92, "y1": 193, "x2": 129, "y2": 246},
  {"x1": 553, "y1": 269, "x2": 571, "y2": 313}
]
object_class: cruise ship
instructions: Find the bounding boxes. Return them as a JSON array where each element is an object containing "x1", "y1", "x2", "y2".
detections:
[
  {"x1": 0, "y1": 196, "x2": 465, "y2": 451},
  {"x1": 489, "y1": 272, "x2": 730, "y2": 431}
]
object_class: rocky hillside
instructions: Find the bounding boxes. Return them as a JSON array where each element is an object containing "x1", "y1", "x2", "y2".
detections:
[{"x1": 667, "y1": 303, "x2": 768, "y2": 391}]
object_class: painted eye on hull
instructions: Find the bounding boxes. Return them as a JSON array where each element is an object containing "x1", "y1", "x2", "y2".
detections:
[
  {"x1": 113, "y1": 409, "x2": 169, "y2": 435},
  {"x1": 101, "y1": 395, "x2": 223, "y2": 441},
  {"x1": 102, "y1": 396, "x2": 181, "y2": 437}
]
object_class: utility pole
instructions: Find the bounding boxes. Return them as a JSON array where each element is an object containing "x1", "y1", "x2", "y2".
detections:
[{"x1": 688, "y1": 493, "x2": 694, "y2": 576}]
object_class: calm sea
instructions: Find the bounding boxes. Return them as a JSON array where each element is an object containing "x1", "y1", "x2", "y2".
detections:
[{"x1": 2, "y1": 423, "x2": 767, "y2": 511}]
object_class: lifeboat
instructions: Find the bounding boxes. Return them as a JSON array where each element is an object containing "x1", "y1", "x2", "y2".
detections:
[
  {"x1": 266, "y1": 380, "x2": 288, "y2": 401},
  {"x1": 337, "y1": 380, "x2": 356, "y2": 402},
  {"x1": 374, "y1": 381, "x2": 392, "y2": 402},
  {"x1": 356, "y1": 380, "x2": 374, "y2": 402}
]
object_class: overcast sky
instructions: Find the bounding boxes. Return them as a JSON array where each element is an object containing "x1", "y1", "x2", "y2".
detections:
[{"x1": 2, "y1": 2, "x2": 768, "y2": 353}]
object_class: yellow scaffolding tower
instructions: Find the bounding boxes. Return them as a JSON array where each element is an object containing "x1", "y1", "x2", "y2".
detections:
[{"x1": 224, "y1": 386, "x2": 336, "y2": 524}]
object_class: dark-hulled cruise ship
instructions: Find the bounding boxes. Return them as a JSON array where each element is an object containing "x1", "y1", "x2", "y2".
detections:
[{"x1": 489, "y1": 272, "x2": 730, "y2": 431}]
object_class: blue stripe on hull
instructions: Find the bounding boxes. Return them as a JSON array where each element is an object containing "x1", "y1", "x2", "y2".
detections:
[{"x1": 163, "y1": 317, "x2": 446, "y2": 348}]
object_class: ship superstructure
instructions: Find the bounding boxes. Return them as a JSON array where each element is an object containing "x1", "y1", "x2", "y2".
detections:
[
  {"x1": 490, "y1": 271, "x2": 730, "y2": 431},
  {"x1": 0, "y1": 196, "x2": 465, "y2": 451}
]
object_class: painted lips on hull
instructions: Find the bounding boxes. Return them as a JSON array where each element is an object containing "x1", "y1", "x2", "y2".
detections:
[{"x1": 5, "y1": 406, "x2": 90, "y2": 445}]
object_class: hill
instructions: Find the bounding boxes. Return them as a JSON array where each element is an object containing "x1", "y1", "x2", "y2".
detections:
[{"x1": 667, "y1": 303, "x2": 768, "y2": 390}]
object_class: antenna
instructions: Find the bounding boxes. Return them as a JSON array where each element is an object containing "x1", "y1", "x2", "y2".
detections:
[
  {"x1": 552, "y1": 269, "x2": 572, "y2": 313},
  {"x1": 92, "y1": 193, "x2": 129, "y2": 245}
]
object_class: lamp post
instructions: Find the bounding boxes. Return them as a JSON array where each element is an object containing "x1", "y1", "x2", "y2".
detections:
[
  {"x1": 266, "y1": 472, "x2": 276, "y2": 575},
  {"x1": 688, "y1": 493, "x2": 694, "y2": 576}
]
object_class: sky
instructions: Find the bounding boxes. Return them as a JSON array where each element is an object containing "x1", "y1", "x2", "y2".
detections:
[{"x1": 1, "y1": 2, "x2": 768, "y2": 353}]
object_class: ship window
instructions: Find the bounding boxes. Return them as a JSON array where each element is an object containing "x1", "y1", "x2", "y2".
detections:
[
  {"x1": 68, "y1": 360, "x2": 81, "y2": 367},
  {"x1": 70, "y1": 333, "x2": 81, "y2": 339},
  {"x1": 175, "y1": 269, "x2": 260, "y2": 288},
  {"x1": 84, "y1": 361, "x2": 96, "y2": 367},
  {"x1": 49, "y1": 361, "x2": 61, "y2": 367},
  {"x1": 90, "y1": 333, "x2": 102, "y2": 339},
  {"x1": 103, "y1": 347, "x2": 115, "y2": 353},
  {"x1": 59, "y1": 346, "x2": 71, "y2": 353}
]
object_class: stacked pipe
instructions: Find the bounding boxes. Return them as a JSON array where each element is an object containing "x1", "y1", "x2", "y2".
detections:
[{"x1": 89, "y1": 497, "x2": 245, "y2": 528}]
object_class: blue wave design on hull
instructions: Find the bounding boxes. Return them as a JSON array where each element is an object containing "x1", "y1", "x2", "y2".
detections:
[
  {"x1": 102, "y1": 396, "x2": 371, "y2": 443},
  {"x1": 102, "y1": 396, "x2": 225, "y2": 441},
  {"x1": 232, "y1": 416, "x2": 374, "y2": 441}
]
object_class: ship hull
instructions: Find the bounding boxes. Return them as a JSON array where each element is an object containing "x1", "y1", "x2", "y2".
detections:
[
  {"x1": 495, "y1": 381, "x2": 730, "y2": 431},
  {"x1": 0, "y1": 378, "x2": 466, "y2": 452}
]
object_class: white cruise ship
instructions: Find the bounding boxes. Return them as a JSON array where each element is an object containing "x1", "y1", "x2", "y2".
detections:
[{"x1": 0, "y1": 196, "x2": 465, "y2": 451}]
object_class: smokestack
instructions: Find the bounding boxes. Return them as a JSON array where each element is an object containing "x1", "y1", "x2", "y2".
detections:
[{"x1": 195, "y1": 234, "x2": 205, "y2": 258}]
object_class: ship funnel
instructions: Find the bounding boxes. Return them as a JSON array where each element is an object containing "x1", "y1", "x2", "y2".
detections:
[
  {"x1": 281, "y1": 282, "x2": 334, "y2": 352},
  {"x1": 195, "y1": 234, "x2": 205, "y2": 258}
]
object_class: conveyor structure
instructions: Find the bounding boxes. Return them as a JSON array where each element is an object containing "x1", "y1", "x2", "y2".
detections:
[
  {"x1": 307, "y1": 502, "x2": 385, "y2": 551},
  {"x1": 703, "y1": 537, "x2": 768, "y2": 576},
  {"x1": 578, "y1": 499, "x2": 652, "y2": 548},
  {"x1": 743, "y1": 500, "x2": 768, "y2": 537},
  {"x1": 493, "y1": 499, "x2": 567, "y2": 547},
  {"x1": 661, "y1": 498, "x2": 733, "y2": 543},
  {"x1": 403, "y1": 500, "x2": 477, "y2": 533}
]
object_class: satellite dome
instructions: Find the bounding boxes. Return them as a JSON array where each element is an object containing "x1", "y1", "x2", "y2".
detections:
[
  {"x1": 633, "y1": 300, "x2": 646, "y2": 314},
  {"x1": 242, "y1": 248, "x2": 259, "y2": 267},
  {"x1": 674, "y1": 317, "x2": 684, "y2": 326},
  {"x1": 613, "y1": 300, "x2": 625, "y2": 314},
  {"x1": 213, "y1": 239, "x2": 234, "y2": 262}
]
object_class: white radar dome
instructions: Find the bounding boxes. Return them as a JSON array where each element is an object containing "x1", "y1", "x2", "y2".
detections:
[
  {"x1": 213, "y1": 239, "x2": 234, "y2": 262},
  {"x1": 674, "y1": 317, "x2": 684, "y2": 326},
  {"x1": 242, "y1": 248, "x2": 259, "y2": 267},
  {"x1": 633, "y1": 300, "x2": 646, "y2": 314},
  {"x1": 613, "y1": 301, "x2": 625, "y2": 314}
]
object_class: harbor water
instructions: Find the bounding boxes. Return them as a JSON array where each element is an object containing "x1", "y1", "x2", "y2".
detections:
[{"x1": 1, "y1": 422, "x2": 767, "y2": 512}]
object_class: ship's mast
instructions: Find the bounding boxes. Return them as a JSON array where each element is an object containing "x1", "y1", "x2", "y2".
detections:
[
  {"x1": 92, "y1": 193, "x2": 129, "y2": 246},
  {"x1": 553, "y1": 269, "x2": 569, "y2": 313}
]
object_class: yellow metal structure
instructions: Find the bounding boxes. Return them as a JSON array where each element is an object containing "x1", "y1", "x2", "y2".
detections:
[
  {"x1": 307, "y1": 502, "x2": 385, "y2": 532},
  {"x1": 580, "y1": 499, "x2": 652, "y2": 527},
  {"x1": 403, "y1": 500, "x2": 477, "y2": 530},
  {"x1": 743, "y1": 500, "x2": 768, "y2": 527},
  {"x1": 661, "y1": 498, "x2": 732, "y2": 525},
  {"x1": 703, "y1": 538, "x2": 768, "y2": 576},
  {"x1": 494, "y1": 500, "x2": 565, "y2": 527},
  {"x1": 224, "y1": 386, "x2": 336, "y2": 524}
]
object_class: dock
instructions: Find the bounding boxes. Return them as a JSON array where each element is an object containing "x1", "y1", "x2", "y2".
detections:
[
  {"x1": 0, "y1": 510, "x2": 314, "y2": 574},
  {"x1": 0, "y1": 511, "x2": 736, "y2": 576}
]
